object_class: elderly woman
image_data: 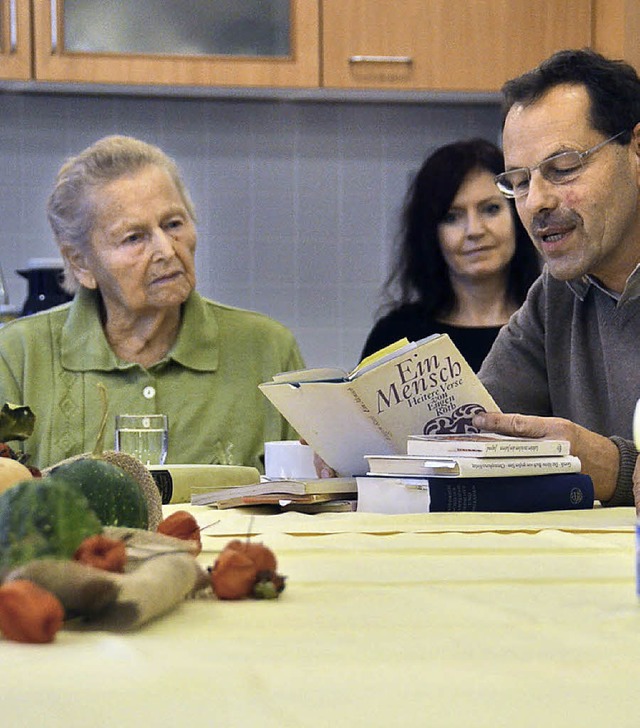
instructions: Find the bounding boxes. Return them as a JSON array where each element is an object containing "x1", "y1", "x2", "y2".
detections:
[{"x1": 0, "y1": 135, "x2": 304, "y2": 470}]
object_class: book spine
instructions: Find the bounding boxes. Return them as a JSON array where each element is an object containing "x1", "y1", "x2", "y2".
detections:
[
  {"x1": 427, "y1": 473, "x2": 593, "y2": 512},
  {"x1": 356, "y1": 473, "x2": 594, "y2": 513},
  {"x1": 406, "y1": 440, "x2": 571, "y2": 457},
  {"x1": 457, "y1": 455, "x2": 581, "y2": 477}
]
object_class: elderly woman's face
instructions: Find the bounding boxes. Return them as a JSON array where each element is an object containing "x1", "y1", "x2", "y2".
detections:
[{"x1": 77, "y1": 164, "x2": 197, "y2": 316}]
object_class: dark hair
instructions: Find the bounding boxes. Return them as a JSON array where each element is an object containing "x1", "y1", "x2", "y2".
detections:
[
  {"x1": 502, "y1": 48, "x2": 640, "y2": 144},
  {"x1": 380, "y1": 138, "x2": 540, "y2": 317}
]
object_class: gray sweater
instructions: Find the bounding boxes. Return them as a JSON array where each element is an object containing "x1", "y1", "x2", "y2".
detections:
[{"x1": 479, "y1": 267, "x2": 640, "y2": 506}]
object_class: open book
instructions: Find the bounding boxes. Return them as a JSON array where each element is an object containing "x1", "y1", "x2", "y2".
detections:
[
  {"x1": 190, "y1": 477, "x2": 357, "y2": 507},
  {"x1": 259, "y1": 335, "x2": 500, "y2": 476}
]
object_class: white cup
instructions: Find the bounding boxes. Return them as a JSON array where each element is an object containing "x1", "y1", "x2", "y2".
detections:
[{"x1": 264, "y1": 440, "x2": 317, "y2": 479}]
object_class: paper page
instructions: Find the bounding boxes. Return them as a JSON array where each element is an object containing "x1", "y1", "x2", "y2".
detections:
[
  {"x1": 349, "y1": 337, "x2": 412, "y2": 378},
  {"x1": 270, "y1": 366, "x2": 348, "y2": 383}
]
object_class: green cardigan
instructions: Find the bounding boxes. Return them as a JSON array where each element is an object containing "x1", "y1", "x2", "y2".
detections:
[{"x1": 0, "y1": 288, "x2": 304, "y2": 471}]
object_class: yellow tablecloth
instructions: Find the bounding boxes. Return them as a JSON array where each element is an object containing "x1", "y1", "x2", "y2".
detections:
[{"x1": 2, "y1": 506, "x2": 639, "y2": 728}]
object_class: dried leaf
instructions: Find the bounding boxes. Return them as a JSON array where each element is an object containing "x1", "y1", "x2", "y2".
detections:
[{"x1": 0, "y1": 403, "x2": 36, "y2": 442}]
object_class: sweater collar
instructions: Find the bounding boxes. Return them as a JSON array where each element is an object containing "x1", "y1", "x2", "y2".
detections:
[{"x1": 61, "y1": 288, "x2": 219, "y2": 372}]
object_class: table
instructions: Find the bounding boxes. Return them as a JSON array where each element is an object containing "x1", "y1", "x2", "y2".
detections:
[{"x1": 2, "y1": 505, "x2": 640, "y2": 727}]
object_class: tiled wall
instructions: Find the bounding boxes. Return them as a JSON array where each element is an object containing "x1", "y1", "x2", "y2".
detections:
[{"x1": 0, "y1": 91, "x2": 501, "y2": 368}]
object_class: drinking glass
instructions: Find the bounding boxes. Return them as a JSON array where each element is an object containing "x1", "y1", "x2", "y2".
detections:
[{"x1": 114, "y1": 414, "x2": 168, "y2": 466}]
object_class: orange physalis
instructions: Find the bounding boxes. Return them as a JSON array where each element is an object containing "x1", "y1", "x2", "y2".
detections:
[
  {"x1": 74, "y1": 534, "x2": 127, "y2": 573},
  {"x1": 209, "y1": 540, "x2": 285, "y2": 600},
  {"x1": 0, "y1": 579, "x2": 65, "y2": 644},
  {"x1": 157, "y1": 510, "x2": 202, "y2": 555}
]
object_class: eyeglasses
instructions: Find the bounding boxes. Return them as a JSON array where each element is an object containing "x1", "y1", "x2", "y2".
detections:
[{"x1": 494, "y1": 131, "x2": 626, "y2": 199}]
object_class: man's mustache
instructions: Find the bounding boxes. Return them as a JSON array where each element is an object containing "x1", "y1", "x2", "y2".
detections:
[{"x1": 530, "y1": 210, "x2": 581, "y2": 236}]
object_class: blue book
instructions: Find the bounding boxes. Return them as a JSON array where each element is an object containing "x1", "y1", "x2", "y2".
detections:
[{"x1": 356, "y1": 473, "x2": 594, "y2": 513}]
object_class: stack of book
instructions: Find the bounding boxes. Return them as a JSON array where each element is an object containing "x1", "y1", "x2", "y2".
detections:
[
  {"x1": 191, "y1": 476, "x2": 357, "y2": 512},
  {"x1": 258, "y1": 335, "x2": 594, "y2": 514},
  {"x1": 357, "y1": 433, "x2": 594, "y2": 513}
]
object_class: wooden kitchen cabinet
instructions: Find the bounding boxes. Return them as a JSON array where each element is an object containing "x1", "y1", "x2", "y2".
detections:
[
  {"x1": 30, "y1": 0, "x2": 319, "y2": 87},
  {"x1": 2, "y1": 1, "x2": 640, "y2": 93},
  {"x1": 0, "y1": 0, "x2": 31, "y2": 80},
  {"x1": 321, "y1": 0, "x2": 593, "y2": 92},
  {"x1": 593, "y1": 0, "x2": 640, "y2": 74}
]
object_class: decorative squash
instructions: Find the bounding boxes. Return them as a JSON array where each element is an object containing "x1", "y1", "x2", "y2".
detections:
[
  {"x1": 100, "y1": 451, "x2": 162, "y2": 530},
  {"x1": 41, "y1": 385, "x2": 162, "y2": 530},
  {"x1": 0, "y1": 478, "x2": 102, "y2": 574},
  {"x1": 48, "y1": 458, "x2": 149, "y2": 530},
  {"x1": 0, "y1": 458, "x2": 33, "y2": 494}
]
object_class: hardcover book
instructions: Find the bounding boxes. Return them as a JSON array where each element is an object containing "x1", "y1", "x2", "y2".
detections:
[
  {"x1": 190, "y1": 476, "x2": 357, "y2": 507},
  {"x1": 356, "y1": 473, "x2": 594, "y2": 513},
  {"x1": 259, "y1": 335, "x2": 500, "y2": 476},
  {"x1": 365, "y1": 453, "x2": 581, "y2": 478},
  {"x1": 406, "y1": 433, "x2": 571, "y2": 458},
  {"x1": 148, "y1": 463, "x2": 261, "y2": 504}
]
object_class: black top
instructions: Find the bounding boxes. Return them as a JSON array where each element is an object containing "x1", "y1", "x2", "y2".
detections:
[{"x1": 360, "y1": 304, "x2": 502, "y2": 373}]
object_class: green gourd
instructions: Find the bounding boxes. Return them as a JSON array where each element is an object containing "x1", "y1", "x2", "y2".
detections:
[
  {"x1": 48, "y1": 458, "x2": 149, "y2": 529},
  {"x1": 0, "y1": 477, "x2": 103, "y2": 574},
  {"x1": 42, "y1": 384, "x2": 160, "y2": 530}
]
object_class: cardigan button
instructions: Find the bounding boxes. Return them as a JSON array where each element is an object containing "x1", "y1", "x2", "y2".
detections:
[{"x1": 143, "y1": 386, "x2": 156, "y2": 399}]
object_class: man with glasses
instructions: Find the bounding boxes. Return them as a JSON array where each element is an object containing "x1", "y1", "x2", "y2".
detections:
[{"x1": 474, "y1": 48, "x2": 640, "y2": 507}]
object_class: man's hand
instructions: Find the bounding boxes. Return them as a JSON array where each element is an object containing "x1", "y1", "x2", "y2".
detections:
[
  {"x1": 313, "y1": 452, "x2": 337, "y2": 479},
  {"x1": 299, "y1": 439, "x2": 337, "y2": 478},
  {"x1": 472, "y1": 412, "x2": 619, "y2": 502}
]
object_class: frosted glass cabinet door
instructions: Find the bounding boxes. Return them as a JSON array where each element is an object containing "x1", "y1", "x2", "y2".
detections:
[
  {"x1": 63, "y1": 0, "x2": 291, "y2": 57},
  {"x1": 0, "y1": 0, "x2": 31, "y2": 80},
  {"x1": 32, "y1": 0, "x2": 319, "y2": 87}
]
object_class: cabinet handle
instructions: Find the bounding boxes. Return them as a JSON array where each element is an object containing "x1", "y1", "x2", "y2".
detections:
[
  {"x1": 50, "y1": 0, "x2": 58, "y2": 52},
  {"x1": 349, "y1": 55, "x2": 413, "y2": 65},
  {"x1": 9, "y1": 0, "x2": 17, "y2": 52}
]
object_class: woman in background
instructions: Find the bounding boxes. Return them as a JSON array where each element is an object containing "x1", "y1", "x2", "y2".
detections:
[{"x1": 360, "y1": 138, "x2": 540, "y2": 371}]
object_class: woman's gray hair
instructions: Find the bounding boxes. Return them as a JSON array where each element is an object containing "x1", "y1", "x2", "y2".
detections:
[{"x1": 47, "y1": 135, "x2": 196, "y2": 294}]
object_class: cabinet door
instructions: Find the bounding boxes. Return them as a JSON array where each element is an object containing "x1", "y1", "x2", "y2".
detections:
[
  {"x1": 322, "y1": 0, "x2": 592, "y2": 92},
  {"x1": 0, "y1": 0, "x2": 31, "y2": 80},
  {"x1": 593, "y1": 0, "x2": 640, "y2": 74},
  {"x1": 32, "y1": 0, "x2": 319, "y2": 88}
]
